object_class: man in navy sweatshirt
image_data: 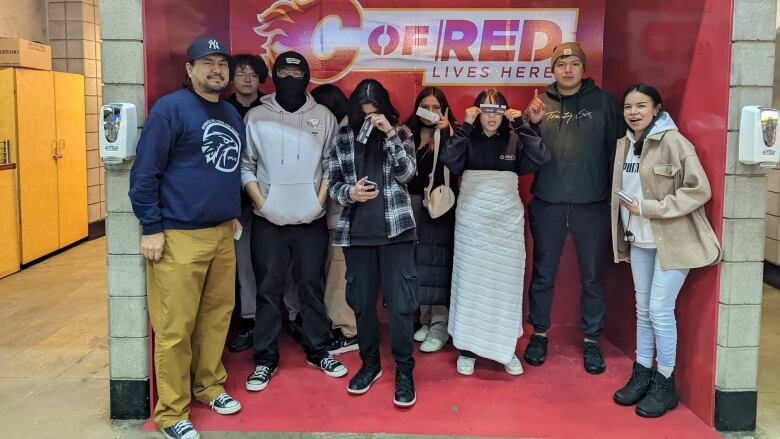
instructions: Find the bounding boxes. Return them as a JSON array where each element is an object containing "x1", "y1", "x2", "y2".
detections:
[{"x1": 129, "y1": 37, "x2": 243, "y2": 439}]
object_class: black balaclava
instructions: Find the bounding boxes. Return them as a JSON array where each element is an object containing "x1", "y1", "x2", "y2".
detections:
[{"x1": 273, "y1": 51, "x2": 310, "y2": 113}]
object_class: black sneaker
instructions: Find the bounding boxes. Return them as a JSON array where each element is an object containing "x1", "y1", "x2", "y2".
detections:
[
  {"x1": 327, "y1": 334, "x2": 359, "y2": 356},
  {"x1": 613, "y1": 362, "x2": 653, "y2": 406},
  {"x1": 635, "y1": 371, "x2": 678, "y2": 418},
  {"x1": 524, "y1": 334, "x2": 548, "y2": 366},
  {"x1": 161, "y1": 419, "x2": 199, "y2": 439},
  {"x1": 307, "y1": 355, "x2": 348, "y2": 377},
  {"x1": 347, "y1": 365, "x2": 382, "y2": 394},
  {"x1": 208, "y1": 392, "x2": 241, "y2": 415},
  {"x1": 394, "y1": 371, "x2": 416, "y2": 408},
  {"x1": 245, "y1": 364, "x2": 277, "y2": 392},
  {"x1": 583, "y1": 340, "x2": 606, "y2": 374},
  {"x1": 227, "y1": 329, "x2": 253, "y2": 352}
]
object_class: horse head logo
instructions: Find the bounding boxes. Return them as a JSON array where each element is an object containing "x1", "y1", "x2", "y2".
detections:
[{"x1": 254, "y1": 0, "x2": 363, "y2": 83}]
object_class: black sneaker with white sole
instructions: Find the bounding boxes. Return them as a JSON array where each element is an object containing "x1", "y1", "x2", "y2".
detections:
[
  {"x1": 394, "y1": 371, "x2": 416, "y2": 408},
  {"x1": 246, "y1": 364, "x2": 278, "y2": 392},
  {"x1": 347, "y1": 365, "x2": 382, "y2": 394},
  {"x1": 327, "y1": 334, "x2": 359, "y2": 356},
  {"x1": 161, "y1": 419, "x2": 199, "y2": 439},
  {"x1": 209, "y1": 392, "x2": 241, "y2": 415},
  {"x1": 307, "y1": 355, "x2": 348, "y2": 377}
]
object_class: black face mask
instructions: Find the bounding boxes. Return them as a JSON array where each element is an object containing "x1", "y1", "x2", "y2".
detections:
[{"x1": 273, "y1": 75, "x2": 308, "y2": 112}]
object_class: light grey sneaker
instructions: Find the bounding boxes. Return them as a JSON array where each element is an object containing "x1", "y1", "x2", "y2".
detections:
[
  {"x1": 161, "y1": 419, "x2": 199, "y2": 439},
  {"x1": 413, "y1": 325, "x2": 430, "y2": 342},
  {"x1": 209, "y1": 392, "x2": 241, "y2": 415},
  {"x1": 504, "y1": 355, "x2": 524, "y2": 376},
  {"x1": 420, "y1": 337, "x2": 446, "y2": 353},
  {"x1": 456, "y1": 355, "x2": 476, "y2": 375}
]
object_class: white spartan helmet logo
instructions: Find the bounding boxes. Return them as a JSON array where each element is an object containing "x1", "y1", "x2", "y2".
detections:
[{"x1": 208, "y1": 39, "x2": 220, "y2": 50}]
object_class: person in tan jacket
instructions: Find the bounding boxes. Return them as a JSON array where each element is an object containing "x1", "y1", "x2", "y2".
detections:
[{"x1": 609, "y1": 84, "x2": 721, "y2": 419}]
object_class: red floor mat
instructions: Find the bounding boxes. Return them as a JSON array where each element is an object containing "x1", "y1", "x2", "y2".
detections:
[{"x1": 144, "y1": 325, "x2": 719, "y2": 438}]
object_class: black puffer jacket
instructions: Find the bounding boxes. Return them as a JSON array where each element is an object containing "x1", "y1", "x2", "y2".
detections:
[{"x1": 409, "y1": 128, "x2": 457, "y2": 305}]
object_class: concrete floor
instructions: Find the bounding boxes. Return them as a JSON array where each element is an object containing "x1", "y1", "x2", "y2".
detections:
[{"x1": 0, "y1": 238, "x2": 778, "y2": 438}]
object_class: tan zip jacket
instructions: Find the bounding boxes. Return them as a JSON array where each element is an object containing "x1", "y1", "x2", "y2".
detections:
[{"x1": 611, "y1": 127, "x2": 722, "y2": 270}]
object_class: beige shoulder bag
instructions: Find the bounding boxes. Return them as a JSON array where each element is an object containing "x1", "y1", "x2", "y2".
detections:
[{"x1": 423, "y1": 127, "x2": 456, "y2": 218}]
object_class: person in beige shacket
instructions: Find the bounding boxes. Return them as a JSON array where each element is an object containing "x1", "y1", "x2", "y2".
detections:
[{"x1": 610, "y1": 84, "x2": 721, "y2": 419}]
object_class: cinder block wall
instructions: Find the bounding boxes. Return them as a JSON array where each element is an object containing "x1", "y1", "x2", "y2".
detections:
[
  {"x1": 100, "y1": 0, "x2": 149, "y2": 419},
  {"x1": 715, "y1": 0, "x2": 776, "y2": 431},
  {"x1": 48, "y1": 0, "x2": 105, "y2": 228}
]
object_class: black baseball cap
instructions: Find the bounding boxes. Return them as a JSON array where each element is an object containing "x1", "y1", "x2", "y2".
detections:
[{"x1": 187, "y1": 37, "x2": 229, "y2": 62}]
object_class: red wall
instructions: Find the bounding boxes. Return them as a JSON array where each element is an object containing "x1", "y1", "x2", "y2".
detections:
[
  {"x1": 141, "y1": 0, "x2": 732, "y2": 427},
  {"x1": 602, "y1": 0, "x2": 731, "y2": 426}
]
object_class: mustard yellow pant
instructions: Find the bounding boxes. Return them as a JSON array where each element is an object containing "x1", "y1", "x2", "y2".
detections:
[{"x1": 146, "y1": 222, "x2": 235, "y2": 428}]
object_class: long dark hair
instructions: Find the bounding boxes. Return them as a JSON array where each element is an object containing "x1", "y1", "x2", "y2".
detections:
[
  {"x1": 311, "y1": 84, "x2": 349, "y2": 123},
  {"x1": 404, "y1": 87, "x2": 458, "y2": 148},
  {"x1": 348, "y1": 79, "x2": 400, "y2": 136},
  {"x1": 624, "y1": 84, "x2": 664, "y2": 156},
  {"x1": 472, "y1": 88, "x2": 510, "y2": 135}
]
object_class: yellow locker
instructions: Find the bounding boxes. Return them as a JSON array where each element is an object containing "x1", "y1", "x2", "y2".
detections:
[
  {"x1": 0, "y1": 68, "x2": 20, "y2": 276},
  {"x1": 0, "y1": 67, "x2": 89, "y2": 265},
  {"x1": 54, "y1": 72, "x2": 88, "y2": 248},
  {"x1": 14, "y1": 69, "x2": 59, "y2": 263}
]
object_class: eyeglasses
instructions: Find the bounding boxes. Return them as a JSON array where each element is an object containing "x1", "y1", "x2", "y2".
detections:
[
  {"x1": 235, "y1": 72, "x2": 259, "y2": 81},
  {"x1": 276, "y1": 69, "x2": 304, "y2": 79}
]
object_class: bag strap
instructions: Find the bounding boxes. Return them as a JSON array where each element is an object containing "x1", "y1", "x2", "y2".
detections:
[{"x1": 428, "y1": 126, "x2": 453, "y2": 193}]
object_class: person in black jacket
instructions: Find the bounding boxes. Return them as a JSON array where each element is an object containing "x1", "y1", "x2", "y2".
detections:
[
  {"x1": 522, "y1": 42, "x2": 623, "y2": 375},
  {"x1": 405, "y1": 87, "x2": 458, "y2": 353},
  {"x1": 441, "y1": 89, "x2": 549, "y2": 376}
]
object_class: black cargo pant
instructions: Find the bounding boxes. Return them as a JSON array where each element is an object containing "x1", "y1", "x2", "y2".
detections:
[
  {"x1": 527, "y1": 198, "x2": 610, "y2": 338},
  {"x1": 251, "y1": 216, "x2": 331, "y2": 367},
  {"x1": 343, "y1": 241, "x2": 418, "y2": 375}
]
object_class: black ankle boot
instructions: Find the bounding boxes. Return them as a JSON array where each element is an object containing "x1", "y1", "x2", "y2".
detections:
[
  {"x1": 613, "y1": 362, "x2": 653, "y2": 406},
  {"x1": 635, "y1": 370, "x2": 678, "y2": 417}
]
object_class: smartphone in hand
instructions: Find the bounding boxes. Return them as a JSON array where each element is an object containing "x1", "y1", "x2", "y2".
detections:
[
  {"x1": 364, "y1": 180, "x2": 378, "y2": 192},
  {"x1": 615, "y1": 189, "x2": 634, "y2": 204}
]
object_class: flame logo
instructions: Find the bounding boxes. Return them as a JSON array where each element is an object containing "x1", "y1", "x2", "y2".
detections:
[{"x1": 254, "y1": 0, "x2": 363, "y2": 83}]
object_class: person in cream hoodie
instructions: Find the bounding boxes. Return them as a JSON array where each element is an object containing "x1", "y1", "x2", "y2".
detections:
[{"x1": 241, "y1": 51, "x2": 346, "y2": 392}]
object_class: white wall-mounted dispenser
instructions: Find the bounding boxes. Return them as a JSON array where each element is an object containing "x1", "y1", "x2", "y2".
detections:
[
  {"x1": 99, "y1": 103, "x2": 138, "y2": 164},
  {"x1": 739, "y1": 106, "x2": 779, "y2": 167}
]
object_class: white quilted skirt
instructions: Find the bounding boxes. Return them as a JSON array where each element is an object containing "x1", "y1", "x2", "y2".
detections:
[{"x1": 448, "y1": 170, "x2": 526, "y2": 364}]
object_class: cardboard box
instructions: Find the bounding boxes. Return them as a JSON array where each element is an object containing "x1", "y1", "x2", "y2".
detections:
[
  {"x1": 766, "y1": 214, "x2": 779, "y2": 240},
  {"x1": 0, "y1": 38, "x2": 51, "y2": 71},
  {"x1": 768, "y1": 169, "x2": 780, "y2": 194},
  {"x1": 768, "y1": 191, "x2": 779, "y2": 216},
  {"x1": 765, "y1": 237, "x2": 778, "y2": 264}
]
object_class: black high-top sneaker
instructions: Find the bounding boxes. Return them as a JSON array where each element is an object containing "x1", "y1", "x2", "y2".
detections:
[
  {"x1": 613, "y1": 362, "x2": 653, "y2": 406},
  {"x1": 523, "y1": 334, "x2": 548, "y2": 366},
  {"x1": 583, "y1": 340, "x2": 606, "y2": 374},
  {"x1": 635, "y1": 370, "x2": 678, "y2": 418},
  {"x1": 394, "y1": 371, "x2": 416, "y2": 408}
]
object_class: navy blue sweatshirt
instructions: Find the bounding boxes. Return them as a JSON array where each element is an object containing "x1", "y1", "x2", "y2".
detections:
[{"x1": 129, "y1": 89, "x2": 244, "y2": 234}]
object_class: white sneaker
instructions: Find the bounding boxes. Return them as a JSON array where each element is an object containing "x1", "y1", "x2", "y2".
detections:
[
  {"x1": 420, "y1": 337, "x2": 446, "y2": 353},
  {"x1": 456, "y1": 355, "x2": 476, "y2": 375},
  {"x1": 414, "y1": 325, "x2": 430, "y2": 342},
  {"x1": 504, "y1": 355, "x2": 524, "y2": 376}
]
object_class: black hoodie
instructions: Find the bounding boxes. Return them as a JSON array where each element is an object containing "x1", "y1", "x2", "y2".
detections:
[{"x1": 530, "y1": 77, "x2": 623, "y2": 204}]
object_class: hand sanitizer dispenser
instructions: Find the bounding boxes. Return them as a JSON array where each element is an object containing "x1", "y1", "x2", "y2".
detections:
[
  {"x1": 739, "y1": 106, "x2": 779, "y2": 167},
  {"x1": 99, "y1": 103, "x2": 138, "y2": 164}
]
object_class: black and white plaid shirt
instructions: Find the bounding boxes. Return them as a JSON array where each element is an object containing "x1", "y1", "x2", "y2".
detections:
[{"x1": 328, "y1": 124, "x2": 417, "y2": 247}]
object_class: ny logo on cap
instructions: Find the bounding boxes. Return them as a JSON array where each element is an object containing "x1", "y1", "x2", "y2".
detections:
[{"x1": 209, "y1": 40, "x2": 220, "y2": 50}]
